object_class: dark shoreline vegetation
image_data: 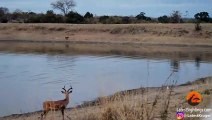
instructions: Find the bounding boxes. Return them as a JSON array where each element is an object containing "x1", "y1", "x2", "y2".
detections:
[
  {"x1": 1, "y1": 77, "x2": 212, "y2": 120},
  {"x1": 0, "y1": 6, "x2": 212, "y2": 24}
]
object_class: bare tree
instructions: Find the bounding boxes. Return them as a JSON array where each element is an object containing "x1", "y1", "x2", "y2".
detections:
[
  {"x1": 51, "y1": 0, "x2": 76, "y2": 16},
  {"x1": 170, "y1": 11, "x2": 182, "y2": 23}
]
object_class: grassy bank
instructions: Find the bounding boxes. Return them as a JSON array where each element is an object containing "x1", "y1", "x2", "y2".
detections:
[
  {"x1": 0, "y1": 23, "x2": 212, "y2": 45},
  {"x1": 2, "y1": 77, "x2": 212, "y2": 120}
]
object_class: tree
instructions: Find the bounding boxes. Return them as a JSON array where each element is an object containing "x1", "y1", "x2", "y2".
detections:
[
  {"x1": 84, "y1": 12, "x2": 93, "y2": 18},
  {"x1": 11, "y1": 9, "x2": 23, "y2": 21},
  {"x1": 194, "y1": 12, "x2": 210, "y2": 22},
  {"x1": 136, "y1": 12, "x2": 146, "y2": 20},
  {"x1": 136, "y1": 12, "x2": 151, "y2": 21},
  {"x1": 51, "y1": 0, "x2": 76, "y2": 15},
  {"x1": 0, "y1": 7, "x2": 9, "y2": 23},
  {"x1": 84, "y1": 12, "x2": 94, "y2": 24},
  {"x1": 158, "y1": 15, "x2": 169, "y2": 23},
  {"x1": 66, "y1": 11, "x2": 84, "y2": 23},
  {"x1": 170, "y1": 11, "x2": 182, "y2": 23},
  {"x1": 0, "y1": 7, "x2": 9, "y2": 15},
  {"x1": 44, "y1": 10, "x2": 56, "y2": 23}
]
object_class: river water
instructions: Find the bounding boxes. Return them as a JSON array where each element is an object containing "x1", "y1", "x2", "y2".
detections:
[{"x1": 0, "y1": 52, "x2": 212, "y2": 117}]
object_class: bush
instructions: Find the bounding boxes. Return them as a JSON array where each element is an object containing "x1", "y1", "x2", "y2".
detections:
[
  {"x1": 66, "y1": 11, "x2": 84, "y2": 23},
  {"x1": 158, "y1": 15, "x2": 169, "y2": 23},
  {"x1": 122, "y1": 16, "x2": 130, "y2": 24},
  {"x1": 136, "y1": 12, "x2": 152, "y2": 22},
  {"x1": 0, "y1": 16, "x2": 8, "y2": 23},
  {"x1": 0, "y1": 7, "x2": 9, "y2": 23},
  {"x1": 84, "y1": 12, "x2": 93, "y2": 18},
  {"x1": 99, "y1": 16, "x2": 110, "y2": 24},
  {"x1": 194, "y1": 12, "x2": 210, "y2": 22}
]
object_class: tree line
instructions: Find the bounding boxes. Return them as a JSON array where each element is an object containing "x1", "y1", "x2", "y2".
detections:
[{"x1": 0, "y1": 0, "x2": 211, "y2": 24}]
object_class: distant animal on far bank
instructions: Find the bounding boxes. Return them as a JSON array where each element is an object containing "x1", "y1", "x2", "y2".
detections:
[{"x1": 65, "y1": 36, "x2": 69, "y2": 40}]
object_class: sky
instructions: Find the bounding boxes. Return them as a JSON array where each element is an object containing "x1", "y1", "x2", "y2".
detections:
[{"x1": 0, "y1": 0, "x2": 211, "y2": 17}]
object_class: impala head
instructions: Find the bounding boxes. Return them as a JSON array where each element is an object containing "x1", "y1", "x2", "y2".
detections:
[{"x1": 61, "y1": 86, "x2": 73, "y2": 95}]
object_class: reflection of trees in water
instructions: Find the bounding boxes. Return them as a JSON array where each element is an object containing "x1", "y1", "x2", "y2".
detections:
[
  {"x1": 195, "y1": 56, "x2": 201, "y2": 69},
  {"x1": 170, "y1": 60, "x2": 179, "y2": 72},
  {"x1": 170, "y1": 56, "x2": 202, "y2": 72}
]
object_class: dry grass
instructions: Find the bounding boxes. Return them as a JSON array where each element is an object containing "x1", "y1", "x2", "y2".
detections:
[
  {"x1": 70, "y1": 77, "x2": 211, "y2": 120},
  {"x1": 0, "y1": 23, "x2": 212, "y2": 46}
]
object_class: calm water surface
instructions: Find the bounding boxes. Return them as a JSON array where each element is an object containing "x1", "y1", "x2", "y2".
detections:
[{"x1": 0, "y1": 52, "x2": 212, "y2": 116}]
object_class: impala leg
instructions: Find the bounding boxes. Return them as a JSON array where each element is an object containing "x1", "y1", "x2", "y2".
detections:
[
  {"x1": 41, "y1": 110, "x2": 48, "y2": 120},
  {"x1": 61, "y1": 109, "x2": 64, "y2": 120}
]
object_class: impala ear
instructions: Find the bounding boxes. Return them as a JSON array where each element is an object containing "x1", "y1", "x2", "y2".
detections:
[{"x1": 61, "y1": 91, "x2": 64, "y2": 93}]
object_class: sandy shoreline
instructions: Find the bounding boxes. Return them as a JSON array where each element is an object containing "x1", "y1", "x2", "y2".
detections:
[{"x1": 1, "y1": 77, "x2": 212, "y2": 120}]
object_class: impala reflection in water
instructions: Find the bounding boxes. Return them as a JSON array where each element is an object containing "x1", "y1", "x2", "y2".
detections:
[{"x1": 0, "y1": 52, "x2": 212, "y2": 117}]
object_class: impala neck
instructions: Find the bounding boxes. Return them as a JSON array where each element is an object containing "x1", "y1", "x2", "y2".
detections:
[{"x1": 65, "y1": 94, "x2": 70, "y2": 102}]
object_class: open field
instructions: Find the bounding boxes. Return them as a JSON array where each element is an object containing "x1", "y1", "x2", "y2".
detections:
[{"x1": 1, "y1": 77, "x2": 212, "y2": 120}]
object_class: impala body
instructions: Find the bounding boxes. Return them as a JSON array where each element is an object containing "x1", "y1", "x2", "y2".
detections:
[{"x1": 41, "y1": 86, "x2": 73, "y2": 120}]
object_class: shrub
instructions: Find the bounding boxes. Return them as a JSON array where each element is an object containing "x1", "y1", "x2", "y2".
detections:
[
  {"x1": 194, "y1": 12, "x2": 210, "y2": 22},
  {"x1": 158, "y1": 15, "x2": 170, "y2": 23},
  {"x1": 99, "y1": 16, "x2": 109, "y2": 24},
  {"x1": 84, "y1": 12, "x2": 93, "y2": 18},
  {"x1": 66, "y1": 11, "x2": 84, "y2": 23}
]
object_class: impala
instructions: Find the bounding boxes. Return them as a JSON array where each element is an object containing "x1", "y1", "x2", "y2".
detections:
[
  {"x1": 65, "y1": 36, "x2": 69, "y2": 40},
  {"x1": 41, "y1": 86, "x2": 73, "y2": 120}
]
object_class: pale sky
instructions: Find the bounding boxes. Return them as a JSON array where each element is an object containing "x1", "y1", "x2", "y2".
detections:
[{"x1": 0, "y1": 0, "x2": 211, "y2": 17}]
